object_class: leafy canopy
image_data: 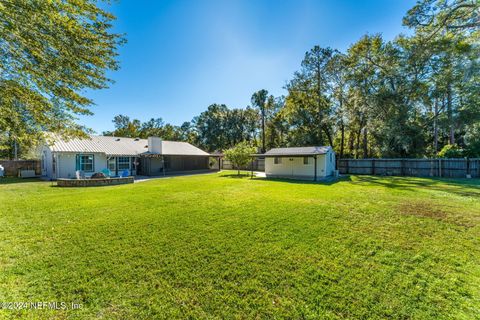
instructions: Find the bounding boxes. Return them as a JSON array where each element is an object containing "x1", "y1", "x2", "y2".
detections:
[
  {"x1": 223, "y1": 141, "x2": 256, "y2": 175},
  {"x1": 0, "y1": 0, "x2": 123, "y2": 156}
]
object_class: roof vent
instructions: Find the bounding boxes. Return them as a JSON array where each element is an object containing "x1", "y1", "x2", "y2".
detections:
[
  {"x1": 134, "y1": 138, "x2": 140, "y2": 141},
  {"x1": 115, "y1": 138, "x2": 120, "y2": 141}
]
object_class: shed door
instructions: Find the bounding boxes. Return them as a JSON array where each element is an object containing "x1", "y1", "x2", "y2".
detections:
[{"x1": 288, "y1": 157, "x2": 294, "y2": 177}]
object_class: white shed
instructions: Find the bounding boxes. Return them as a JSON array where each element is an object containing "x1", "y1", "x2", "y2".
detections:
[{"x1": 263, "y1": 146, "x2": 336, "y2": 181}]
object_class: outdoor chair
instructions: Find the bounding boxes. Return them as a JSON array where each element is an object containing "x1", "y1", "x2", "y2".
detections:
[
  {"x1": 101, "y1": 168, "x2": 112, "y2": 177},
  {"x1": 75, "y1": 170, "x2": 85, "y2": 179},
  {"x1": 121, "y1": 169, "x2": 130, "y2": 177}
]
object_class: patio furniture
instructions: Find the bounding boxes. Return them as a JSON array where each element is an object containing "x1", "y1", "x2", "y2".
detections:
[
  {"x1": 91, "y1": 172, "x2": 107, "y2": 179},
  {"x1": 101, "y1": 168, "x2": 112, "y2": 177},
  {"x1": 75, "y1": 170, "x2": 85, "y2": 179},
  {"x1": 121, "y1": 169, "x2": 130, "y2": 177}
]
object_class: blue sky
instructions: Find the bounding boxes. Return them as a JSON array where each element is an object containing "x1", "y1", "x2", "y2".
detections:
[{"x1": 81, "y1": 0, "x2": 416, "y2": 134}]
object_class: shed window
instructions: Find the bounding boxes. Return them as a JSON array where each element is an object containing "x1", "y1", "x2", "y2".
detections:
[
  {"x1": 118, "y1": 157, "x2": 130, "y2": 170},
  {"x1": 76, "y1": 154, "x2": 94, "y2": 172},
  {"x1": 274, "y1": 157, "x2": 282, "y2": 164},
  {"x1": 303, "y1": 157, "x2": 309, "y2": 165}
]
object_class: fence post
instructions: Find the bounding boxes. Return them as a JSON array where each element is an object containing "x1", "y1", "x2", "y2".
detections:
[
  {"x1": 346, "y1": 159, "x2": 349, "y2": 174},
  {"x1": 466, "y1": 157, "x2": 470, "y2": 177},
  {"x1": 439, "y1": 159, "x2": 442, "y2": 177}
]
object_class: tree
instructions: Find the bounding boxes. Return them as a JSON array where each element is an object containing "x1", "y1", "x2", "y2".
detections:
[
  {"x1": 437, "y1": 144, "x2": 464, "y2": 158},
  {"x1": 139, "y1": 118, "x2": 165, "y2": 138},
  {"x1": 264, "y1": 96, "x2": 287, "y2": 149},
  {"x1": 194, "y1": 104, "x2": 259, "y2": 152},
  {"x1": 464, "y1": 123, "x2": 480, "y2": 157},
  {"x1": 404, "y1": 0, "x2": 480, "y2": 38},
  {"x1": 0, "y1": 0, "x2": 123, "y2": 156},
  {"x1": 284, "y1": 46, "x2": 337, "y2": 147},
  {"x1": 104, "y1": 115, "x2": 141, "y2": 138},
  {"x1": 223, "y1": 141, "x2": 256, "y2": 176},
  {"x1": 251, "y1": 89, "x2": 268, "y2": 152}
]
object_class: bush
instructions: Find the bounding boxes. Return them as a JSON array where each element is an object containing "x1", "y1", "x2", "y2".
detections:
[
  {"x1": 464, "y1": 124, "x2": 480, "y2": 157},
  {"x1": 224, "y1": 142, "x2": 257, "y2": 175},
  {"x1": 437, "y1": 144, "x2": 464, "y2": 158}
]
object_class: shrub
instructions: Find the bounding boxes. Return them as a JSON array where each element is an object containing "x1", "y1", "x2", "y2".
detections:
[
  {"x1": 437, "y1": 144, "x2": 464, "y2": 158},
  {"x1": 224, "y1": 142, "x2": 257, "y2": 175}
]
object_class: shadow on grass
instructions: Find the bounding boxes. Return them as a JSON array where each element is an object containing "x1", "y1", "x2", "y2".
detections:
[
  {"x1": 349, "y1": 175, "x2": 480, "y2": 197},
  {"x1": 220, "y1": 173, "x2": 351, "y2": 185},
  {"x1": 249, "y1": 175, "x2": 350, "y2": 185},
  {"x1": 0, "y1": 177, "x2": 43, "y2": 185},
  {"x1": 220, "y1": 173, "x2": 254, "y2": 179}
]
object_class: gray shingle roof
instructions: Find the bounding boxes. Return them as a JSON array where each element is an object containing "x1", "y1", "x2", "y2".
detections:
[
  {"x1": 46, "y1": 134, "x2": 209, "y2": 156},
  {"x1": 264, "y1": 146, "x2": 332, "y2": 156}
]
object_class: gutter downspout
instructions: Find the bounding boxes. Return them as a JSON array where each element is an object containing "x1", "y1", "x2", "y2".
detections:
[{"x1": 314, "y1": 155, "x2": 317, "y2": 182}]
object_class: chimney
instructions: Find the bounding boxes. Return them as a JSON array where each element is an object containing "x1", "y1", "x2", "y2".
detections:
[{"x1": 148, "y1": 137, "x2": 162, "y2": 154}]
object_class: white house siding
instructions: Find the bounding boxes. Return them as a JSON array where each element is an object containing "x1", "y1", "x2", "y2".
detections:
[
  {"x1": 265, "y1": 156, "x2": 320, "y2": 180},
  {"x1": 265, "y1": 152, "x2": 335, "y2": 181},
  {"x1": 324, "y1": 150, "x2": 336, "y2": 176},
  {"x1": 54, "y1": 152, "x2": 107, "y2": 179}
]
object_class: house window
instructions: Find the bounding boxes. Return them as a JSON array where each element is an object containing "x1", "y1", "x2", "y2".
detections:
[
  {"x1": 76, "y1": 154, "x2": 94, "y2": 172},
  {"x1": 107, "y1": 158, "x2": 116, "y2": 171},
  {"x1": 303, "y1": 157, "x2": 309, "y2": 165},
  {"x1": 274, "y1": 157, "x2": 282, "y2": 164},
  {"x1": 118, "y1": 157, "x2": 130, "y2": 170}
]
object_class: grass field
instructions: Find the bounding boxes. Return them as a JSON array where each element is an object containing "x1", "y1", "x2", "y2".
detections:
[{"x1": 1, "y1": 172, "x2": 479, "y2": 319}]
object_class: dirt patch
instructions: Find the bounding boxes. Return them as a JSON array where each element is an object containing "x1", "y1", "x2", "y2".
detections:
[{"x1": 398, "y1": 202, "x2": 475, "y2": 228}]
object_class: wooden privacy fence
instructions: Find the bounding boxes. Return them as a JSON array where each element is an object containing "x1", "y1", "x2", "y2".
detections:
[
  {"x1": 338, "y1": 158, "x2": 480, "y2": 178},
  {"x1": 0, "y1": 160, "x2": 41, "y2": 177},
  {"x1": 221, "y1": 158, "x2": 265, "y2": 171}
]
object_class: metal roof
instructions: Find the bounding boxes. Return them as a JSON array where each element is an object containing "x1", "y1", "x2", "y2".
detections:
[
  {"x1": 263, "y1": 146, "x2": 332, "y2": 156},
  {"x1": 46, "y1": 134, "x2": 210, "y2": 156}
]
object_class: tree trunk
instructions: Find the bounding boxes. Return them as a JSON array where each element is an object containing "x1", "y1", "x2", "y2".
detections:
[
  {"x1": 340, "y1": 121, "x2": 345, "y2": 159},
  {"x1": 363, "y1": 127, "x2": 368, "y2": 158},
  {"x1": 355, "y1": 128, "x2": 362, "y2": 159},
  {"x1": 323, "y1": 125, "x2": 334, "y2": 147},
  {"x1": 447, "y1": 84, "x2": 455, "y2": 144},
  {"x1": 348, "y1": 129, "x2": 355, "y2": 158},
  {"x1": 261, "y1": 109, "x2": 266, "y2": 153},
  {"x1": 433, "y1": 98, "x2": 439, "y2": 154}
]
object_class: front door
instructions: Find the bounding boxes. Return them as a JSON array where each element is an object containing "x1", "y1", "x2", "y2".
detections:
[{"x1": 288, "y1": 158, "x2": 295, "y2": 177}]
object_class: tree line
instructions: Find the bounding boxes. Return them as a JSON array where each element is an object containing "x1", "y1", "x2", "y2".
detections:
[
  {"x1": 1, "y1": 0, "x2": 479, "y2": 159},
  {"x1": 105, "y1": 0, "x2": 480, "y2": 158}
]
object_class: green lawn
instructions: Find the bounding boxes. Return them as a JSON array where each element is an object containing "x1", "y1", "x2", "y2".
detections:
[{"x1": 1, "y1": 172, "x2": 479, "y2": 319}]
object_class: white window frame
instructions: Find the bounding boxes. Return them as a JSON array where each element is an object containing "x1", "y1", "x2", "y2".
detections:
[
  {"x1": 117, "y1": 157, "x2": 130, "y2": 171},
  {"x1": 107, "y1": 158, "x2": 116, "y2": 171},
  {"x1": 79, "y1": 154, "x2": 94, "y2": 172}
]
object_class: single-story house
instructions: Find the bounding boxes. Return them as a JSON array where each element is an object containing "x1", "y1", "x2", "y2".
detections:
[
  {"x1": 40, "y1": 135, "x2": 214, "y2": 180},
  {"x1": 263, "y1": 146, "x2": 336, "y2": 181}
]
